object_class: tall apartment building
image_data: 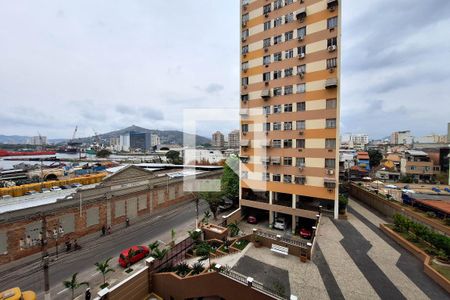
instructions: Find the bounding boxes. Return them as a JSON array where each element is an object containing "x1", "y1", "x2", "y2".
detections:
[
  {"x1": 228, "y1": 130, "x2": 241, "y2": 148},
  {"x1": 151, "y1": 134, "x2": 161, "y2": 148},
  {"x1": 390, "y1": 130, "x2": 413, "y2": 145},
  {"x1": 27, "y1": 136, "x2": 47, "y2": 145},
  {"x1": 240, "y1": 0, "x2": 341, "y2": 224},
  {"x1": 212, "y1": 131, "x2": 225, "y2": 147}
]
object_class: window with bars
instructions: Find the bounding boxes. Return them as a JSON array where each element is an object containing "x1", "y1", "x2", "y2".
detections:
[
  {"x1": 297, "y1": 101, "x2": 306, "y2": 111},
  {"x1": 325, "y1": 139, "x2": 336, "y2": 149},
  {"x1": 242, "y1": 45, "x2": 249, "y2": 55},
  {"x1": 296, "y1": 139, "x2": 305, "y2": 148},
  {"x1": 284, "y1": 85, "x2": 293, "y2": 95},
  {"x1": 327, "y1": 37, "x2": 337, "y2": 47},
  {"x1": 263, "y1": 122, "x2": 270, "y2": 132},
  {"x1": 283, "y1": 175, "x2": 292, "y2": 183},
  {"x1": 273, "y1": 122, "x2": 282, "y2": 130},
  {"x1": 284, "y1": 103, "x2": 293, "y2": 112},
  {"x1": 285, "y1": 31, "x2": 293, "y2": 41},
  {"x1": 296, "y1": 157, "x2": 305, "y2": 167},
  {"x1": 297, "y1": 27, "x2": 306, "y2": 39},
  {"x1": 297, "y1": 83, "x2": 306, "y2": 93},
  {"x1": 326, "y1": 99, "x2": 337, "y2": 109},
  {"x1": 263, "y1": 106, "x2": 271, "y2": 115},
  {"x1": 264, "y1": 21, "x2": 271, "y2": 31},
  {"x1": 285, "y1": 49, "x2": 294, "y2": 59},
  {"x1": 272, "y1": 140, "x2": 282, "y2": 148},
  {"x1": 274, "y1": 35, "x2": 282, "y2": 45},
  {"x1": 283, "y1": 139, "x2": 293, "y2": 148},
  {"x1": 274, "y1": 17, "x2": 283, "y2": 27},
  {"x1": 273, "y1": 174, "x2": 281, "y2": 182},
  {"x1": 296, "y1": 120, "x2": 305, "y2": 130},
  {"x1": 242, "y1": 77, "x2": 248, "y2": 86},
  {"x1": 327, "y1": 58, "x2": 337, "y2": 69},
  {"x1": 284, "y1": 67, "x2": 293, "y2": 77},
  {"x1": 325, "y1": 159, "x2": 336, "y2": 169},
  {"x1": 263, "y1": 38, "x2": 271, "y2": 48},
  {"x1": 273, "y1": 104, "x2": 282, "y2": 113},
  {"x1": 284, "y1": 122, "x2": 292, "y2": 131},
  {"x1": 241, "y1": 123, "x2": 249, "y2": 133},
  {"x1": 273, "y1": 52, "x2": 282, "y2": 61},
  {"x1": 326, "y1": 118, "x2": 336, "y2": 128},
  {"x1": 263, "y1": 55, "x2": 271, "y2": 65},
  {"x1": 273, "y1": 87, "x2": 282, "y2": 96},
  {"x1": 285, "y1": 13, "x2": 294, "y2": 23},
  {"x1": 283, "y1": 157, "x2": 292, "y2": 165},
  {"x1": 263, "y1": 4, "x2": 271, "y2": 14},
  {"x1": 327, "y1": 17, "x2": 338, "y2": 29},
  {"x1": 273, "y1": 70, "x2": 282, "y2": 79}
]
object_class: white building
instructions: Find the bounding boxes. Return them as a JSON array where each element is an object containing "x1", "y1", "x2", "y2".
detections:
[
  {"x1": 109, "y1": 137, "x2": 121, "y2": 151},
  {"x1": 414, "y1": 134, "x2": 446, "y2": 144},
  {"x1": 151, "y1": 134, "x2": 160, "y2": 148},
  {"x1": 27, "y1": 136, "x2": 47, "y2": 145},
  {"x1": 340, "y1": 133, "x2": 368, "y2": 148},
  {"x1": 184, "y1": 149, "x2": 225, "y2": 164},
  {"x1": 391, "y1": 130, "x2": 413, "y2": 145},
  {"x1": 119, "y1": 134, "x2": 130, "y2": 152}
]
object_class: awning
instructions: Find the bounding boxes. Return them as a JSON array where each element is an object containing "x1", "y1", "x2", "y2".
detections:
[
  {"x1": 240, "y1": 140, "x2": 250, "y2": 147},
  {"x1": 296, "y1": 8, "x2": 307, "y2": 20},
  {"x1": 261, "y1": 157, "x2": 270, "y2": 164},
  {"x1": 239, "y1": 108, "x2": 249, "y2": 116},
  {"x1": 261, "y1": 140, "x2": 271, "y2": 147},
  {"x1": 261, "y1": 89, "x2": 270, "y2": 98},
  {"x1": 325, "y1": 78, "x2": 338, "y2": 89},
  {"x1": 271, "y1": 156, "x2": 281, "y2": 164}
]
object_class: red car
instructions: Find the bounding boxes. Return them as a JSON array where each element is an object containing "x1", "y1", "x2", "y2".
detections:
[
  {"x1": 118, "y1": 245, "x2": 149, "y2": 268},
  {"x1": 299, "y1": 228, "x2": 312, "y2": 239},
  {"x1": 247, "y1": 215, "x2": 257, "y2": 224}
]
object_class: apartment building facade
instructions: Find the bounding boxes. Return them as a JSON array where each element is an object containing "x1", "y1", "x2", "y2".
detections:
[
  {"x1": 228, "y1": 130, "x2": 241, "y2": 148},
  {"x1": 240, "y1": 0, "x2": 341, "y2": 225},
  {"x1": 212, "y1": 131, "x2": 225, "y2": 148}
]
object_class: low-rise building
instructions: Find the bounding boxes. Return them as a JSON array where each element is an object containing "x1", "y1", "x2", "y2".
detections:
[
  {"x1": 356, "y1": 151, "x2": 370, "y2": 171},
  {"x1": 391, "y1": 130, "x2": 413, "y2": 145},
  {"x1": 400, "y1": 150, "x2": 440, "y2": 182}
]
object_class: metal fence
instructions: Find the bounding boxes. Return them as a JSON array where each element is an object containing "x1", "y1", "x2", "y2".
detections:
[
  {"x1": 153, "y1": 236, "x2": 194, "y2": 272},
  {"x1": 255, "y1": 230, "x2": 308, "y2": 249}
]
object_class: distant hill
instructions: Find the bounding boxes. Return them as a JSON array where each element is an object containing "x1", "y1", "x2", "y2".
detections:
[
  {"x1": 0, "y1": 135, "x2": 29, "y2": 144},
  {"x1": 79, "y1": 125, "x2": 211, "y2": 146}
]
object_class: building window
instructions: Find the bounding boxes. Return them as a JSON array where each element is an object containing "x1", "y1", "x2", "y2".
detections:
[
  {"x1": 283, "y1": 157, "x2": 292, "y2": 165},
  {"x1": 263, "y1": 38, "x2": 271, "y2": 48},
  {"x1": 272, "y1": 140, "x2": 281, "y2": 148},
  {"x1": 296, "y1": 157, "x2": 305, "y2": 167},
  {"x1": 327, "y1": 37, "x2": 337, "y2": 47},
  {"x1": 264, "y1": 21, "x2": 271, "y2": 31},
  {"x1": 326, "y1": 99, "x2": 337, "y2": 109},
  {"x1": 273, "y1": 52, "x2": 282, "y2": 61},
  {"x1": 298, "y1": 45, "x2": 306, "y2": 55},
  {"x1": 285, "y1": 31, "x2": 293, "y2": 41},
  {"x1": 410, "y1": 166, "x2": 416, "y2": 171},
  {"x1": 273, "y1": 87, "x2": 282, "y2": 96},
  {"x1": 325, "y1": 159, "x2": 336, "y2": 169},
  {"x1": 263, "y1": 55, "x2": 271, "y2": 65},
  {"x1": 242, "y1": 13, "x2": 249, "y2": 23},
  {"x1": 263, "y1": 122, "x2": 270, "y2": 132},
  {"x1": 284, "y1": 0, "x2": 293, "y2": 5},
  {"x1": 296, "y1": 120, "x2": 305, "y2": 130},
  {"x1": 241, "y1": 124, "x2": 249, "y2": 133},
  {"x1": 274, "y1": 0, "x2": 283, "y2": 10},
  {"x1": 242, "y1": 77, "x2": 248, "y2": 86},
  {"x1": 242, "y1": 45, "x2": 249, "y2": 55},
  {"x1": 295, "y1": 176, "x2": 306, "y2": 185},
  {"x1": 263, "y1": 4, "x2": 271, "y2": 14},
  {"x1": 283, "y1": 175, "x2": 292, "y2": 183},
  {"x1": 327, "y1": 58, "x2": 337, "y2": 69},
  {"x1": 284, "y1": 85, "x2": 293, "y2": 95},
  {"x1": 242, "y1": 61, "x2": 249, "y2": 71},
  {"x1": 297, "y1": 27, "x2": 306, "y2": 39},
  {"x1": 328, "y1": 17, "x2": 338, "y2": 29},
  {"x1": 242, "y1": 29, "x2": 249, "y2": 39},
  {"x1": 274, "y1": 17, "x2": 283, "y2": 27},
  {"x1": 273, "y1": 104, "x2": 282, "y2": 113},
  {"x1": 296, "y1": 139, "x2": 305, "y2": 148},
  {"x1": 273, "y1": 70, "x2": 282, "y2": 79},
  {"x1": 263, "y1": 172, "x2": 270, "y2": 181},
  {"x1": 297, "y1": 101, "x2": 306, "y2": 111},
  {"x1": 285, "y1": 13, "x2": 294, "y2": 23},
  {"x1": 297, "y1": 83, "x2": 306, "y2": 93},
  {"x1": 241, "y1": 171, "x2": 248, "y2": 179},
  {"x1": 326, "y1": 118, "x2": 336, "y2": 129},
  {"x1": 274, "y1": 35, "x2": 282, "y2": 45},
  {"x1": 273, "y1": 174, "x2": 281, "y2": 182},
  {"x1": 241, "y1": 94, "x2": 249, "y2": 101},
  {"x1": 262, "y1": 72, "x2": 271, "y2": 82},
  {"x1": 325, "y1": 139, "x2": 336, "y2": 149},
  {"x1": 273, "y1": 122, "x2": 282, "y2": 130},
  {"x1": 242, "y1": 0, "x2": 249, "y2": 6},
  {"x1": 263, "y1": 106, "x2": 271, "y2": 115},
  {"x1": 283, "y1": 139, "x2": 293, "y2": 148},
  {"x1": 297, "y1": 64, "x2": 306, "y2": 75},
  {"x1": 284, "y1": 122, "x2": 292, "y2": 131},
  {"x1": 284, "y1": 103, "x2": 293, "y2": 112},
  {"x1": 284, "y1": 67, "x2": 293, "y2": 77},
  {"x1": 285, "y1": 49, "x2": 294, "y2": 59}
]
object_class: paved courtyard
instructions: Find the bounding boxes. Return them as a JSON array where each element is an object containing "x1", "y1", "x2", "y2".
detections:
[{"x1": 226, "y1": 198, "x2": 449, "y2": 299}]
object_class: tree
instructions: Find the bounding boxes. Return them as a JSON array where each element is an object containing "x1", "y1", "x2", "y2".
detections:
[
  {"x1": 368, "y1": 149, "x2": 383, "y2": 168},
  {"x1": 188, "y1": 229, "x2": 202, "y2": 244},
  {"x1": 221, "y1": 156, "x2": 239, "y2": 200},
  {"x1": 96, "y1": 149, "x2": 111, "y2": 158},
  {"x1": 199, "y1": 191, "x2": 223, "y2": 220},
  {"x1": 227, "y1": 221, "x2": 240, "y2": 237},
  {"x1": 148, "y1": 241, "x2": 160, "y2": 253},
  {"x1": 195, "y1": 242, "x2": 213, "y2": 268},
  {"x1": 151, "y1": 247, "x2": 169, "y2": 260},
  {"x1": 166, "y1": 150, "x2": 182, "y2": 164},
  {"x1": 63, "y1": 273, "x2": 89, "y2": 300},
  {"x1": 171, "y1": 228, "x2": 176, "y2": 246},
  {"x1": 202, "y1": 210, "x2": 211, "y2": 224},
  {"x1": 95, "y1": 257, "x2": 115, "y2": 286}
]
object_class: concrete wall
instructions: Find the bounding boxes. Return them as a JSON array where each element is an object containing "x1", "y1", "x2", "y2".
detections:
[{"x1": 108, "y1": 267, "x2": 149, "y2": 300}]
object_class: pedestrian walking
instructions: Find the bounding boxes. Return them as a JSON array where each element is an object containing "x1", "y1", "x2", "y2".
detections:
[
  {"x1": 101, "y1": 225, "x2": 106, "y2": 236},
  {"x1": 126, "y1": 217, "x2": 130, "y2": 227},
  {"x1": 85, "y1": 287, "x2": 91, "y2": 300},
  {"x1": 107, "y1": 225, "x2": 111, "y2": 235}
]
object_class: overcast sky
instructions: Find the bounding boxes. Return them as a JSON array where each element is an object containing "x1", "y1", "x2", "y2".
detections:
[{"x1": 0, "y1": 0, "x2": 449, "y2": 140}]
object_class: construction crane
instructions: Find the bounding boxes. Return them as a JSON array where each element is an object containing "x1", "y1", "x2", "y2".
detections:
[{"x1": 72, "y1": 126, "x2": 78, "y2": 141}]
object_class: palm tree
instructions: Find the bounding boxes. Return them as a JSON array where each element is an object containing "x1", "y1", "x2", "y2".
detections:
[
  {"x1": 148, "y1": 241, "x2": 160, "y2": 253},
  {"x1": 63, "y1": 273, "x2": 89, "y2": 300},
  {"x1": 188, "y1": 229, "x2": 202, "y2": 245},
  {"x1": 195, "y1": 242, "x2": 213, "y2": 268},
  {"x1": 95, "y1": 257, "x2": 115, "y2": 286},
  {"x1": 227, "y1": 221, "x2": 240, "y2": 237},
  {"x1": 151, "y1": 247, "x2": 169, "y2": 260},
  {"x1": 191, "y1": 261, "x2": 205, "y2": 275},
  {"x1": 171, "y1": 228, "x2": 176, "y2": 245},
  {"x1": 202, "y1": 210, "x2": 212, "y2": 224}
]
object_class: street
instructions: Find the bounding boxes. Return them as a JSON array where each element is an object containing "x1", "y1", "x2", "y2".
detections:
[{"x1": 0, "y1": 199, "x2": 208, "y2": 299}]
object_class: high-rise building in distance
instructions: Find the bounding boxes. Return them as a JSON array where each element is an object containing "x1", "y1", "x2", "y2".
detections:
[
  {"x1": 212, "y1": 131, "x2": 225, "y2": 147},
  {"x1": 240, "y1": 0, "x2": 341, "y2": 223},
  {"x1": 228, "y1": 130, "x2": 240, "y2": 148}
]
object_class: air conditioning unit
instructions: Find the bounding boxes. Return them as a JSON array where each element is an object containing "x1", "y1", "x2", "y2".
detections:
[
  {"x1": 298, "y1": 53, "x2": 305, "y2": 59},
  {"x1": 328, "y1": 45, "x2": 337, "y2": 52},
  {"x1": 327, "y1": 169, "x2": 335, "y2": 175}
]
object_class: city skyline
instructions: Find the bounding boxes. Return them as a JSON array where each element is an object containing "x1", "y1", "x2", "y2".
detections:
[{"x1": 0, "y1": 0, "x2": 449, "y2": 139}]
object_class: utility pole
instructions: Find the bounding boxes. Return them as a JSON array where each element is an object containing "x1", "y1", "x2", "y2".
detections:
[{"x1": 41, "y1": 215, "x2": 51, "y2": 300}]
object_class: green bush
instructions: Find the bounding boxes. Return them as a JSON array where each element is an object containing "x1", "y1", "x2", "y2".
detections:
[
  {"x1": 426, "y1": 211, "x2": 436, "y2": 218},
  {"x1": 445, "y1": 218, "x2": 450, "y2": 226}
]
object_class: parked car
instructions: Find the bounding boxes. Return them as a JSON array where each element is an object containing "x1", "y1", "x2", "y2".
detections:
[
  {"x1": 247, "y1": 215, "x2": 257, "y2": 224},
  {"x1": 218, "y1": 200, "x2": 234, "y2": 212},
  {"x1": 71, "y1": 183, "x2": 82, "y2": 188},
  {"x1": 118, "y1": 245, "x2": 150, "y2": 268},
  {"x1": 0, "y1": 195, "x2": 13, "y2": 200},
  {"x1": 299, "y1": 228, "x2": 312, "y2": 239},
  {"x1": 273, "y1": 218, "x2": 286, "y2": 230},
  {"x1": 25, "y1": 190, "x2": 38, "y2": 195},
  {"x1": 0, "y1": 287, "x2": 36, "y2": 300},
  {"x1": 50, "y1": 186, "x2": 62, "y2": 192},
  {"x1": 41, "y1": 188, "x2": 51, "y2": 193},
  {"x1": 60, "y1": 185, "x2": 72, "y2": 190}
]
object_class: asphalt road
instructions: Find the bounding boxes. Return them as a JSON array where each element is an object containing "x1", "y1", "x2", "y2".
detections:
[{"x1": 0, "y1": 199, "x2": 208, "y2": 299}]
